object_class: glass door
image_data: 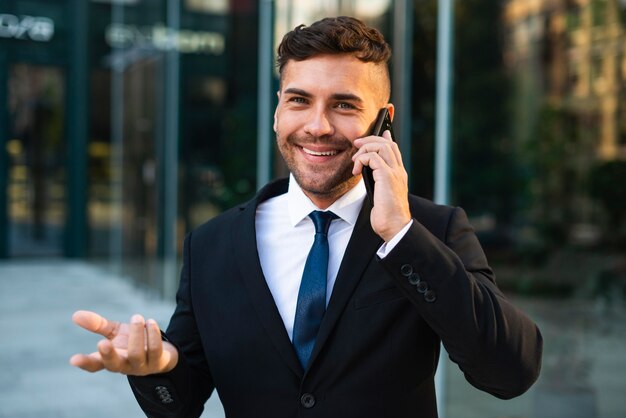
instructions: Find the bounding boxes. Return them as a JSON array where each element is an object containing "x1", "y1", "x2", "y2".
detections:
[{"x1": 6, "y1": 63, "x2": 66, "y2": 256}]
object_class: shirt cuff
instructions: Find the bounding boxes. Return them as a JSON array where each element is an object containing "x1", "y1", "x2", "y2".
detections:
[{"x1": 376, "y1": 220, "x2": 413, "y2": 259}]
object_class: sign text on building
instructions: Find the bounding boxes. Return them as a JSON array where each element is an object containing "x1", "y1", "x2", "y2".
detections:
[
  {"x1": 0, "y1": 14, "x2": 55, "y2": 42},
  {"x1": 106, "y1": 23, "x2": 224, "y2": 55}
]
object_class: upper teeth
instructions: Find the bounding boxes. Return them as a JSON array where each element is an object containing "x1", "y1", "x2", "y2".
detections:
[{"x1": 303, "y1": 147, "x2": 338, "y2": 156}]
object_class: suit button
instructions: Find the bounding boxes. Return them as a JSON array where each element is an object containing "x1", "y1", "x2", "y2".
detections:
[
  {"x1": 407, "y1": 273, "x2": 420, "y2": 285},
  {"x1": 400, "y1": 264, "x2": 413, "y2": 277},
  {"x1": 416, "y1": 280, "x2": 429, "y2": 294},
  {"x1": 300, "y1": 393, "x2": 316, "y2": 408},
  {"x1": 424, "y1": 289, "x2": 437, "y2": 302},
  {"x1": 155, "y1": 386, "x2": 174, "y2": 404}
]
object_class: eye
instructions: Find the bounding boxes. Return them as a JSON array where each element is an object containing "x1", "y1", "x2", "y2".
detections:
[
  {"x1": 288, "y1": 96, "x2": 308, "y2": 104},
  {"x1": 336, "y1": 102, "x2": 356, "y2": 110}
]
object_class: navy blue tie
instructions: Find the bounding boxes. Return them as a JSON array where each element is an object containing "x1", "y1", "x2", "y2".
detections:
[{"x1": 293, "y1": 210, "x2": 338, "y2": 369}]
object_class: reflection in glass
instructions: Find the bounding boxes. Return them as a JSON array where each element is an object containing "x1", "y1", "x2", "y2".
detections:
[
  {"x1": 439, "y1": 0, "x2": 626, "y2": 416},
  {"x1": 185, "y1": 0, "x2": 229, "y2": 15},
  {"x1": 7, "y1": 64, "x2": 66, "y2": 256}
]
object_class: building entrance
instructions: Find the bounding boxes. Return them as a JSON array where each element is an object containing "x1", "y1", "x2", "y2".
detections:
[{"x1": 5, "y1": 63, "x2": 66, "y2": 256}]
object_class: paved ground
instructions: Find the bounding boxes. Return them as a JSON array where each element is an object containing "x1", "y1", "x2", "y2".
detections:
[
  {"x1": 1, "y1": 260, "x2": 625, "y2": 418},
  {"x1": 0, "y1": 261, "x2": 224, "y2": 418}
]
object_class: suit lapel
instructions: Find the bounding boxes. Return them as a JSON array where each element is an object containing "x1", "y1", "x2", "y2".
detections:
[
  {"x1": 232, "y1": 179, "x2": 304, "y2": 378},
  {"x1": 308, "y1": 197, "x2": 382, "y2": 368}
]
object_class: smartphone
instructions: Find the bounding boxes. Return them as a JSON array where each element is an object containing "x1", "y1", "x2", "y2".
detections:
[{"x1": 363, "y1": 108, "x2": 395, "y2": 200}]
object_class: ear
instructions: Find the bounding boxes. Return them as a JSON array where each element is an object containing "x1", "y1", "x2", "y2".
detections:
[
  {"x1": 273, "y1": 92, "x2": 281, "y2": 132},
  {"x1": 386, "y1": 103, "x2": 395, "y2": 122}
]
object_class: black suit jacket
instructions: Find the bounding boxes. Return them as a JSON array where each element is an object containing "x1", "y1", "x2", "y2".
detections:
[{"x1": 129, "y1": 178, "x2": 542, "y2": 418}]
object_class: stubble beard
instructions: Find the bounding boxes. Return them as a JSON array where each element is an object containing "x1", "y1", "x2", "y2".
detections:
[{"x1": 278, "y1": 132, "x2": 360, "y2": 201}]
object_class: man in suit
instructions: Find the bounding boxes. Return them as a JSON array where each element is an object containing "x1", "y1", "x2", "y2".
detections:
[{"x1": 71, "y1": 16, "x2": 542, "y2": 417}]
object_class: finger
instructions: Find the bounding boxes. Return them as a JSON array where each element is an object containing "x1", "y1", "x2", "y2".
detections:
[
  {"x1": 353, "y1": 153, "x2": 386, "y2": 177},
  {"x1": 127, "y1": 314, "x2": 147, "y2": 369},
  {"x1": 98, "y1": 339, "x2": 125, "y2": 373},
  {"x1": 381, "y1": 130, "x2": 402, "y2": 164},
  {"x1": 72, "y1": 310, "x2": 120, "y2": 340},
  {"x1": 382, "y1": 130, "x2": 404, "y2": 165},
  {"x1": 70, "y1": 352, "x2": 105, "y2": 373},
  {"x1": 353, "y1": 143, "x2": 397, "y2": 168},
  {"x1": 146, "y1": 319, "x2": 163, "y2": 369},
  {"x1": 355, "y1": 133, "x2": 392, "y2": 144},
  {"x1": 354, "y1": 133, "x2": 401, "y2": 161},
  {"x1": 351, "y1": 150, "x2": 365, "y2": 172},
  {"x1": 352, "y1": 145, "x2": 383, "y2": 175}
]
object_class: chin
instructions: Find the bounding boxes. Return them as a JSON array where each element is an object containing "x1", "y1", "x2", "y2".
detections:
[{"x1": 298, "y1": 173, "x2": 359, "y2": 198}]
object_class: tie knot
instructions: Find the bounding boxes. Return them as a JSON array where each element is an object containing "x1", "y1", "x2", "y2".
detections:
[{"x1": 309, "y1": 211, "x2": 337, "y2": 235}]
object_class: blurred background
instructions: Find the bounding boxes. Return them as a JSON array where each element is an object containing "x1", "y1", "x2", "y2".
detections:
[{"x1": 1, "y1": 0, "x2": 625, "y2": 417}]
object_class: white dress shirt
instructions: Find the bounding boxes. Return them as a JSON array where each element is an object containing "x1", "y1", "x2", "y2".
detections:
[{"x1": 255, "y1": 175, "x2": 411, "y2": 341}]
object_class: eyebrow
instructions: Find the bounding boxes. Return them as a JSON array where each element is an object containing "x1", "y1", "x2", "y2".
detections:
[
  {"x1": 331, "y1": 93, "x2": 364, "y2": 104},
  {"x1": 283, "y1": 88, "x2": 364, "y2": 104},
  {"x1": 283, "y1": 88, "x2": 312, "y2": 98}
]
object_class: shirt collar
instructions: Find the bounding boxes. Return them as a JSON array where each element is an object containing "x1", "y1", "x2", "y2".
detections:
[{"x1": 287, "y1": 173, "x2": 366, "y2": 227}]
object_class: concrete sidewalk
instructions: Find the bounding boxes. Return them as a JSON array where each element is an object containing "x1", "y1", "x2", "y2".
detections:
[{"x1": 0, "y1": 261, "x2": 225, "y2": 418}]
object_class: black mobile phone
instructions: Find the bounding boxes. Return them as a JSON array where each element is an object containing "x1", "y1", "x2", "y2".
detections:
[{"x1": 363, "y1": 108, "x2": 395, "y2": 199}]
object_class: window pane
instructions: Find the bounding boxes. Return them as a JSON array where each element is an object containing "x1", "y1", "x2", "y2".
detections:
[
  {"x1": 7, "y1": 64, "x2": 66, "y2": 256},
  {"x1": 447, "y1": 0, "x2": 626, "y2": 416}
]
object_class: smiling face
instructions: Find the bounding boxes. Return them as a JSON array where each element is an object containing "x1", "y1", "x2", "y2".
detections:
[{"x1": 274, "y1": 54, "x2": 392, "y2": 208}]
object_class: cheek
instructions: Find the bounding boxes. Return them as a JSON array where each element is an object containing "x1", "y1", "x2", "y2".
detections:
[
  {"x1": 343, "y1": 127, "x2": 368, "y2": 145},
  {"x1": 334, "y1": 117, "x2": 370, "y2": 139}
]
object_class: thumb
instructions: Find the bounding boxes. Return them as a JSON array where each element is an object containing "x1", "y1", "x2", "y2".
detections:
[{"x1": 72, "y1": 310, "x2": 119, "y2": 339}]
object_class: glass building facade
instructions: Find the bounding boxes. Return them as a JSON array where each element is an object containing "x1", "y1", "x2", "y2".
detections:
[
  {"x1": 1, "y1": 0, "x2": 260, "y2": 294},
  {"x1": 1, "y1": 0, "x2": 625, "y2": 417}
]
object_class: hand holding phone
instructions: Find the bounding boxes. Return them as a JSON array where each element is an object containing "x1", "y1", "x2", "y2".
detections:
[{"x1": 363, "y1": 108, "x2": 395, "y2": 200}]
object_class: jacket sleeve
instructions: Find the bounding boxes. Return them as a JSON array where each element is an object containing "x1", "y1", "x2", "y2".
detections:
[
  {"x1": 127, "y1": 232, "x2": 215, "y2": 417},
  {"x1": 379, "y1": 207, "x2": 542, "y2": 399}
]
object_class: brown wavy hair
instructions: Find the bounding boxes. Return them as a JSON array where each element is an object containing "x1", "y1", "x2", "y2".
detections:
[{"x1": 276, "y1": 16, "x2": 391, "y2": 75}]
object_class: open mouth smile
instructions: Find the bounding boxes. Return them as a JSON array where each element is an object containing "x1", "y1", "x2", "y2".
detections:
[{"x1": 302, "y1": 147, "x2": 339, "y2": 156}]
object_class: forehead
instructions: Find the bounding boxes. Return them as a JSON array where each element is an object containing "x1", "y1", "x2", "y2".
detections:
[{"x1": 280, "y1": 54, "x2": 383, "y2": 101}]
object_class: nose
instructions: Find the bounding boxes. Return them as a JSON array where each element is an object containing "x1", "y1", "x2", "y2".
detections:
[{"x1": 303, "y1": 107, "x2": 334, "y2": 138}]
